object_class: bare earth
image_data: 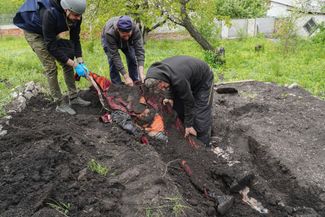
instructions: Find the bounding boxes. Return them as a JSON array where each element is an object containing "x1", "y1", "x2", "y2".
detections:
[{"x1": 0, "y1": 81, "x2": 324, "y2": 217}]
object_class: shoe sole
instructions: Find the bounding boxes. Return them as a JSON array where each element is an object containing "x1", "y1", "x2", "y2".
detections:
[{"x1": 55, "y1": 107, "x2": 76, "y2": 115}]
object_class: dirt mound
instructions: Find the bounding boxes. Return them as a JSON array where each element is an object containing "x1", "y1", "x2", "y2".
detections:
[{"x1": 0, "y1": 81, "x2": 324, "y2": 217}]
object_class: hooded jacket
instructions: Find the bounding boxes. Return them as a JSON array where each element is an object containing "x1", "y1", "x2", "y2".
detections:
[
  {"x1": 13, "y1": 0, "x2": 82, "y2": 63},
  {"x1": 101, "y1": 17, "x2": 145, "y2": 75},
  {"x1": 146, "y1": 56, "x2": 212, "y2": 128}
]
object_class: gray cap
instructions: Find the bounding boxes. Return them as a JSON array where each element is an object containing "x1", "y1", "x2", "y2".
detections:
[
  {"x1": 144, "y1": 78, "x2": 160, "y2": 88},
  {"x1": 61, "y1": 0, "x2": 87, "y2": 15}
]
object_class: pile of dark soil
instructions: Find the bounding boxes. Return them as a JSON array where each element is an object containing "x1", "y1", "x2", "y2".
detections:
[{"x1": 0, "y1": 81, "x2": 324, "y2": 217}]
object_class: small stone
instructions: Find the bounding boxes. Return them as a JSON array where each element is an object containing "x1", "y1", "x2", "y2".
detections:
[
  {"x1": 78, "y1": 168, "x2": 88, "y2": 180},
  {"x1": 11, "y1": 92, "x2": 18, "y2": 98},
  {"x1": 187, "y1": 198, "x2": 198, "y2": 206},
  {"x1": 25, "y1": 81, "x2": 35, "y2": 92},
  {"x1": 102, "y1": 199, "x2": 116, "y2": 211},
  {"x1": 288, "y1": 83, "x2": 299, "y2": 89},
  {"x1": 217, "y1": 195, "x2": 234, "y2": 215},
  {"x1": 5, "y1": 115, "x2": 12, "y2": 119},
  {"x1": 0, "y1": 129, "x2": 7, "y2": 137},
  {"x1": 118, "y1": 167, "x2": 140, "y2": 183},
  {"x1": 7, "y1": 109, "x2": 16, "y2": 114},
  {"x1": 24, "y1": 91, "x2": 34, "y2": 100},
  {"x1": 16, "y1": 95, "x2": 27, "y2": 112},
  {"x1": 284, "y1": 206, "x2": 294, "y2": 215},
  {"x1": 206, "y1": 206, "x2": 217, "y2": 216}
]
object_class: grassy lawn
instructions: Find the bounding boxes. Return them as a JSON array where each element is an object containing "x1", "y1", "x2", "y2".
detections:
[{"x1": 0, "y1": 35, "x2": 324, "y2": 114}]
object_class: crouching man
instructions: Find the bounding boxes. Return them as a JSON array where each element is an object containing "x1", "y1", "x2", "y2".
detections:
[
  {"x1": 145, "y1": 56, "x2": 214, "y2": 146},
  {"x1": 13, "y1": 0, "x2": 91, "y2": 115},
  {"x1": 101, "y1": 16, "x2": 145, "y2": 86}
]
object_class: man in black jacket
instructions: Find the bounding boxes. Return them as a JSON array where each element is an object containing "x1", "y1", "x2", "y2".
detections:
[
  {"x1": 13, "y1": 0, "x2": 91, "y2": 115},
  {"x1": 145, "y1": 56, "x2": 214, "y2": 146},
  {"x1": 101, "y1": 16, "x2": 145, "y2": 86}
]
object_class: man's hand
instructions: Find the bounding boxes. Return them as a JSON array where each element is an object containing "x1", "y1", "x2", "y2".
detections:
[
  {"x1": 185, "y1": 127, "x2": 197, "y2": 138},
  {"x1": 79, "y1": 63, "x2": 89, "y2": 77},
  {"x1": 124, "y1": 74, "x2": 134, "y2": 86},
  {"x1": 138, "y1": 66, "x2": 145, "y2": 83},
  {"x1": 163, "y1": 98, "x2": 174, "y2": 107},
  {"x1": 74, "y1": 64, "x2": 87, "y2": 77},
  {"x1": 77, "y1": 57, "x2": 84, "y2": 64}
]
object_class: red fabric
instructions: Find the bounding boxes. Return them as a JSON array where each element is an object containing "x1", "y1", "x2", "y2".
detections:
[
  {"x1": 187, "y1": 136, "x2": 199, "y2": 149},
  {"x1": 146, "y1": 96, "x2": 161, "y2": 110},
  {"x1": 106, "y1": 96, "x2": 128, "y2": 113},
  {"x1": 88, "y1": 72, "x2": 195, "y2": 147},
  {"x1": 89, "y1": 72, "x2": 111, "y2": 92},
  {"x1": 74, "y1": 73, "x2": 81, "y2": 81},
  {"x1": 100, "y1": 113, "x2": 112, "y2": 123},
  {"x1": 140, "y1": 135, "x2": 149, "y2": 145},
  {"x1": 180, "y1": 160, "x2": 192, "y2": 176}
]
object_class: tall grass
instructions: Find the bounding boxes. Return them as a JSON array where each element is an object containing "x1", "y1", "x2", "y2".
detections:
[
  {"x1": 0, "y1": 35, "x2": 324, "y2": 114},
  {"x1": 217, "y1": 37, "x2": 325, "y2": 97}
]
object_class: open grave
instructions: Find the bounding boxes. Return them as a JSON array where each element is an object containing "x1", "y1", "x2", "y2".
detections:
[{"x1": 0, "y1": 80, "x2": 324, "y2": 217}]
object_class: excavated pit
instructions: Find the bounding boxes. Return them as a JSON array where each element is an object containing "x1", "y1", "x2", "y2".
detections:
[{"x1": 0, "y1": 81, "x2": 324, "y2": 217}]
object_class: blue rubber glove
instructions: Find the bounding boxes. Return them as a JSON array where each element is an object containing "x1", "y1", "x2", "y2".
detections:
[
  {"x1": 80, "y1": 63, "x2": 89, "y2": 74},
  {"x1": 74, "y1": 64, "x2": 87, "y2": 77}
]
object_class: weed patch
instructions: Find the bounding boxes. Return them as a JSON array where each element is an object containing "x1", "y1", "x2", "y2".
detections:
[{"x1": 88, "y1": 159, "x2": 109, "y2": 176}]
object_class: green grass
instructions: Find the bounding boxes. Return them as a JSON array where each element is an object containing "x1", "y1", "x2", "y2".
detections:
[
  {"x1": 0, "y1": 35, "x2": 324, "y2": 114},
  {"x1": 142, "y1": 195, "x2": 189, "y2": 217},
  {"x1": 217, "y1": 37, "x2": 325, "y2": 97},
  {"x1": 88, "y1": 159, "x2": 109, "y2": 176},
  {"x1": 47, "y1": 199, "x2": 71, "y2": 217}
]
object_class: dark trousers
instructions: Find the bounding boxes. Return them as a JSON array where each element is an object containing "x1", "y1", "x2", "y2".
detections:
[
  {"x1": 107, "y1": 47, "x2": 139, "y2": 85},
  {"x1": 173, "y1": 72, "x2": 214, "y2": 146}
]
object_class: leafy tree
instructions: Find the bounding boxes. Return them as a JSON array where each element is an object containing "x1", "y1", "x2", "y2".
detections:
[
  {"x1": 155, "y1": 0, "x2": 217, "y2": 51},
  {"x1": 214, "y1": 0, "x2": 269, "y2": 18},
  {"x1": 85, "y1": 0, "x2": 165, "y2": 40}
]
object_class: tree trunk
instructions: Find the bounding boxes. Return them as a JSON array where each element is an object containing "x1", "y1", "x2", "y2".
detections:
[
  {"x1": 176, "y1": 0, "x2": 214, "y2": 51},
  {"x1": 181, "y1": 16, "x2": 214, "y2": 51}
]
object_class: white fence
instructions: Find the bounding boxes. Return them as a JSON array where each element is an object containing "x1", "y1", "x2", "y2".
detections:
[
  {"x1": 218, "y1": 18, "x2": 276, "y2": 39},
  {"x1": 154, "y1": 16, "x2": 325, "y2": 38}
]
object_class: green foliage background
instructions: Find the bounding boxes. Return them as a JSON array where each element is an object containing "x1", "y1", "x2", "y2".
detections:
[
  {"x1": 0, "y1": 0, "x2": 23, "y2": 14},
  {"x1": 214, "y1": 0, "x2": 269, "y2": 18}
]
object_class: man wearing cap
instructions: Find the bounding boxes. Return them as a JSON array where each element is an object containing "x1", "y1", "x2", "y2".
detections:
[
  {"x1": 101, "y1": 16, "x2": 145, "y2": 86},
  {"x1": 145, "y1": 56, "x2": 214, "y2": 147},
  {"x1": 13, "y1": 0, "x2": 91, "y2": 115}
]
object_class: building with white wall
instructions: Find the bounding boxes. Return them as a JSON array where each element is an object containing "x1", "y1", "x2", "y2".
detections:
[{"x1": 267, "y1": 0, "x2": 325, "y2": 36}]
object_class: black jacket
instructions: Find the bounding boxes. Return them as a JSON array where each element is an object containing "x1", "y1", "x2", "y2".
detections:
[
  {"x1": 146, "y1": 56, "x2": 212, "y2": 127},
  {"x1": 101, "y1": 17, "x2": 145, "y2": 75},
  {"x1": 14, "y1": 0, "x2": 82, "y2": 63},
  {"x1": 40, "y1": 0, "x2": 82, "y2": 63}
]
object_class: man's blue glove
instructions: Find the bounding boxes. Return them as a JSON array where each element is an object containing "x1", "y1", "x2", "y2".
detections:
[
  {"x1": 74, "y1": 63, "x2": 87, "y2": 77},
  {"x1": 80, "y1": 63, "x2": 89, "y2": 74}
]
